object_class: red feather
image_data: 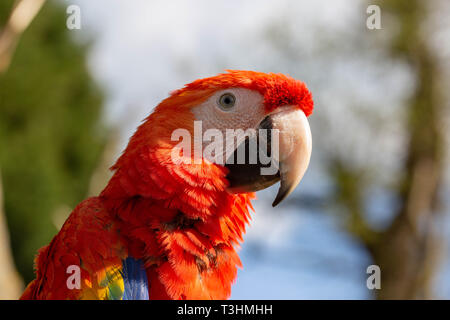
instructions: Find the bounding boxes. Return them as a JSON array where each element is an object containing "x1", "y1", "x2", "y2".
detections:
[{"x1": 21, "y1": 70, "x2": 313, "y2": 300}]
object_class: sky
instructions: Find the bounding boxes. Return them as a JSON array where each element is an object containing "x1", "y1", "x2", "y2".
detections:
[{"x1": 64, "y1": 0, "x2": 450, "y2": 299}]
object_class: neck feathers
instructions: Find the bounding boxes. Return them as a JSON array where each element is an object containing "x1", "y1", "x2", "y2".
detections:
[{"x1": 99, "y1": 112, "x2": 255, "y2": 299}]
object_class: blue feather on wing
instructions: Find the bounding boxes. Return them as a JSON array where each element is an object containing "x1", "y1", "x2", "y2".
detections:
[{"x1": 121, "y1": 257, "x2": 149, "y2": 300}]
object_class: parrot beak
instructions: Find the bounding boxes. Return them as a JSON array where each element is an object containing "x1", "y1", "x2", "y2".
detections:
[{"x1": 225, "y1": 106, "x2": 312, "y2": 207}]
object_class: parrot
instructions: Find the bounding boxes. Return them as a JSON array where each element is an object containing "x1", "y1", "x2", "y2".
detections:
[{"x1": 20, "y1": 70, "x2": 313, "y2": 300}]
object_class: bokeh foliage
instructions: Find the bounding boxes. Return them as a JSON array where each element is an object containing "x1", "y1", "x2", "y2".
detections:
[{"x1": 0, "y1": 0, "x2": 106, "y2": 282}]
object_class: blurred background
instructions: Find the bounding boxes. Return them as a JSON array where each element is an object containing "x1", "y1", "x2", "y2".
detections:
[{"x1": 0, "y1": 0, "x2": 449, "y2": 299}]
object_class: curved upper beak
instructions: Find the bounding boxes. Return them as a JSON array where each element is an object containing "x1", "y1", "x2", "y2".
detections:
[
  {"x1": 270, "y1": 107, "x2": 312, "y2": 206},
  {"x1": 225, "y1": 106, "x2": 312, "y2": 207}
]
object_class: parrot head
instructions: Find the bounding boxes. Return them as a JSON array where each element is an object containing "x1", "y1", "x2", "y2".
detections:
[{"x1": 110, "y1": 70, "x2": 313, "y2": 208}]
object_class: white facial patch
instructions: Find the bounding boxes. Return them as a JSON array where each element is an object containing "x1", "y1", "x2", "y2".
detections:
[
  {"x1": 191, "y1": 88, "x2": 266, "y2": 164},
  {"x1": 192, "y1": 88, "x2": 265, "y2": 132}
]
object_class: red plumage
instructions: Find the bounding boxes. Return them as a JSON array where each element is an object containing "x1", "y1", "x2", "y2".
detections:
[{"x1": 21, "y1": 70, "x2": 313, "y2": 300}]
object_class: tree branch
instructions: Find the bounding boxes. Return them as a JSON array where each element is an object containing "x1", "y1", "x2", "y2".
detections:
[
  {"x1": 0, "y1": 169, "x2": 24, "y2": 299},
  {"x1": 0, "y1": 0, "x2": 46, "y2": 73}
]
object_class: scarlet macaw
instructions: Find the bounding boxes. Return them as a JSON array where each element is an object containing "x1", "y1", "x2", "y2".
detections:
[{"x1": 21, "y1": 70, "x2": 313, "y2": 300}]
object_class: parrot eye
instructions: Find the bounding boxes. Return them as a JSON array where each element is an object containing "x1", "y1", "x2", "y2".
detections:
[{"x1": 217, "y1": 93, "x2": 236, "y2": 111}]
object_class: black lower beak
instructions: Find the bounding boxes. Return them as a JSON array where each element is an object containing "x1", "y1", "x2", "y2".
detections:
[
  {"x1": 225, "y1": 107, "x2": 312, "y2": 207},
  {"x1": 225, "y1": 116, "x2": 280, "y2": 194}
]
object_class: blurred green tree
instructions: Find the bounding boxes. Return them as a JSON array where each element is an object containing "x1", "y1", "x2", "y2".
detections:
[
  {"x1": 264, "y1": 0, "x2": 447, "y2": 299},
  {"x1": 0, "y1": 0, "x2": 106, "y2": 284},
  {"x1": 329, "y1": 0, "x2": 446, "y2": 299}
]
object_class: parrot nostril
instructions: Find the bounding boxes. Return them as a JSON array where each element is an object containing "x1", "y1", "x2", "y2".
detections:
[{"x1": 258, "y1": 116, "x2": 272, "y2": 130}]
